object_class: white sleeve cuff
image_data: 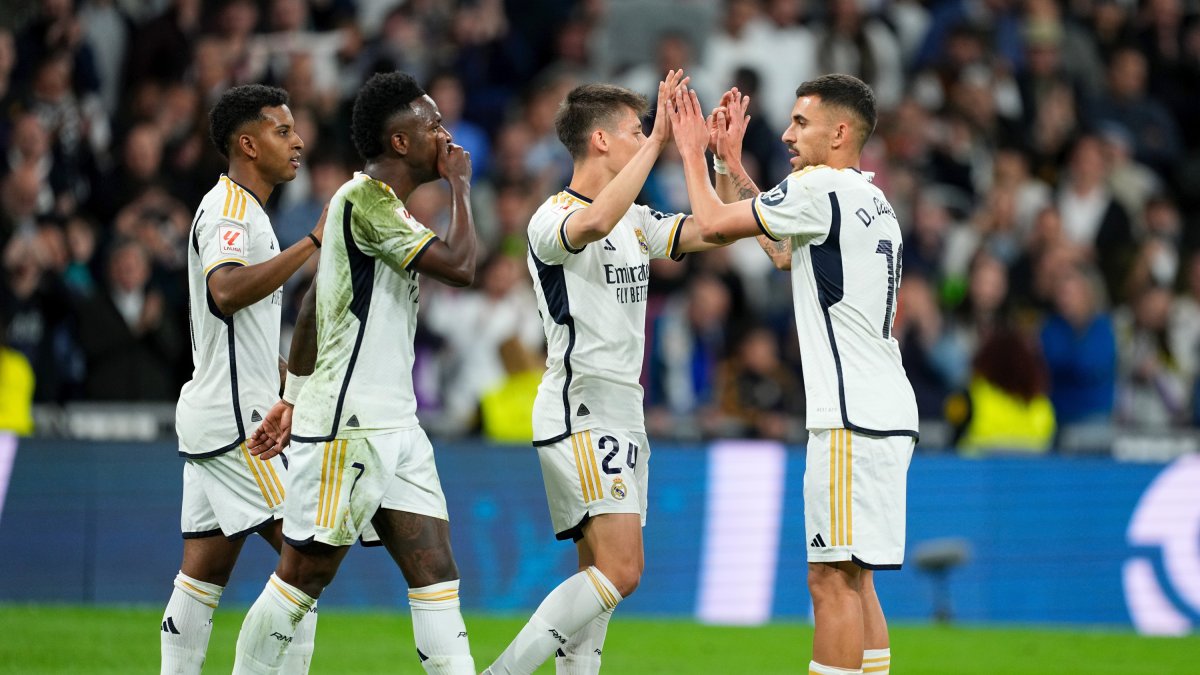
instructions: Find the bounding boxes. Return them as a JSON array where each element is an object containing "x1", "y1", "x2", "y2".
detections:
[{"x1": 282, "y1": 372, "x2": 309, "y2": 405}]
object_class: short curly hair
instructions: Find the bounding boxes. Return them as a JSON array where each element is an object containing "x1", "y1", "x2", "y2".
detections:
[
  {"x1": 208, "y1": 84, "x2": 290, "y2": 159},
  {"x1": 555, "y1": 84, "x2": 647, "y2": 160},
  {"x1": 351, "y1": 72, "x2": 426, "y2": 161}
]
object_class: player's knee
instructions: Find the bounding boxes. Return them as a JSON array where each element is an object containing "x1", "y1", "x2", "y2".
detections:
[
  {"x1": 599, "y1": 562, "x2": 641, "y2": 598},
  {"x1": 807, "y1": 562, "x2": 860, "y2": 603}
]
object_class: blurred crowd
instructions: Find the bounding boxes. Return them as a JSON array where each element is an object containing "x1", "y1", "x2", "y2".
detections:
[{"x1": 3, "y1": 0, "x2": 1200, "y2": 449}]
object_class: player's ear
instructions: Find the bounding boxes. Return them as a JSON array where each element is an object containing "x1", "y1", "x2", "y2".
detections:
[
  {"x1": 237, "y1": 132, "x2": 258, "y2": 161},
  {"x1": 591, "y1": 128, "x2": 608, "y2": 154},
  {"x1": 392, "y1": 130, "x2": 409, "y2": 157}
]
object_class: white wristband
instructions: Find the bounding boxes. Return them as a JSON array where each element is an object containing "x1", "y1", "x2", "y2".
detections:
[
  {"x1": 282, "y1": 372, "x2": 309, "y2": 405},
  {"x1": 713, "y1": 156, "x2": 729, "y2": 175}
]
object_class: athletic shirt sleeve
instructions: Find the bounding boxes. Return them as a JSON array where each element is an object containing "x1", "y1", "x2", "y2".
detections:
[
  {"x1": 352, "y1": 193, "x2": 438, "y2": 273},
  {"x1": 751, "y1": 169, "x2": 830, "y2": 244},
  {"x1": 197, "y1": 214, "x2": 251, "y2": 278},
  {"x1": 635, "y1": 205, "x2": 687, "y2": 261},
  {"x1": 528, "y1": 197, "x2": 588, "y2": 264}
]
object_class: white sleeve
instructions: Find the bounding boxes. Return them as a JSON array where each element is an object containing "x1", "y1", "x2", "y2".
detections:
[
  {"x1": 197, "y1": 215, "x2": 250, "y2": 278},
  {"x1": 751, "y1": 172, "x2": 829, "y2": 244},
  {"x1": 528, "y1": 201, "x2": 587, "y2": 264},
  {"x1": 636, "y1": 205, "x2": 687, "y2": 261}
]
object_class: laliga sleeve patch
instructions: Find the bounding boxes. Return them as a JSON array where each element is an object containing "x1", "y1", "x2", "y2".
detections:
[
  {"x1": 760, "y1": 179, "x2": 789, "y2": 207},
  {"x1": 218, "y1": 223, "x2": 247, "y2": 256},
  {"x1": 395, "y1": 205, "x2": 423, "y2": 234}
]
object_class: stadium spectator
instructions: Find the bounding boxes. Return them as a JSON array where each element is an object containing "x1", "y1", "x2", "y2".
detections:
[
  {"x1": 1040, "y1": 264, "x2": 1117, "y2": 425},
  {"x1": 75, "y1": 239, "x2": 181, "y2": 400},
  {"x1": 713, "y1": 324, "x2": 803, "y2": 440},
  {"x1": 1116, "y1": 284, "x2": 1191, "y2": 427},
  {"x1": 949, "y1": 324, "x2": 1055, "y2": 454}
]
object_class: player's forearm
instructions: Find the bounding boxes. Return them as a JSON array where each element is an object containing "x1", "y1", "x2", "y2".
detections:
[
  {"x1": 568, "y1": 139, "x2": 665, "y2": 245},
  {"x1": 287, "y1": 278, "x2": 318, "y2": 376},
  {"x1": 680, "y1": 150, "x2": 738, "y2": 244},
  {"x1": 439, "y1": 179, "x2": 478, "y2": 286},
  {"x1": 208, "y1": 238, "x2": 318, "y2": 315}
]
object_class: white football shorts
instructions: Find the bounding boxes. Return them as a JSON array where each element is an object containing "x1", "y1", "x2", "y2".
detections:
[
  {"x1": 283, "y1": 427, "x2": 448, "y2": 548},
  {"x1": 537, "y1": 428, "x2": 650, "y2": 541},
  {"x1": 804, "y1": 428, "x2": 915, "y2": 569},
  {"x1": 180, "y1": 443, "x2": 286, "y2": 540}
]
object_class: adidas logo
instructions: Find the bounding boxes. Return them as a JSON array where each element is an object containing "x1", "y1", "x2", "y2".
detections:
[
  {"x1": 810, "y1": 533, "x2": 827, "y2": 548},
  {"x1": 251, "y1": 409, "x2": 262, "y2": 423},
  {"x1": 576, "y1": 403, "x2": 590, "y2": 417},
  {"x1": 603, "y1": 239, "x2": 616, "y2": 251},
  {"x1": 161, "y1": 617, "x2": 180, "y2": 634},
  {"x1": 346, "y1": 415, "x2": 360, "y2": 428},
  {"x1": 417, "y1": 648, "x2": 429, "y2": 662}
]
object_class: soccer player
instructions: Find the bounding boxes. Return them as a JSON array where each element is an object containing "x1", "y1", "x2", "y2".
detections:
[
  {"x1": 232, "y1": 71, "x2": 478, "y2": 675},
  {"x1": 482, "y1": 71, "x2": 771, "y2": 675},
  {"x1": 165, "y1": 84, "x2": 324, "y2": 674},
  {"x1": 669, "y1": 74, "x2": 917, "y2": 675}
]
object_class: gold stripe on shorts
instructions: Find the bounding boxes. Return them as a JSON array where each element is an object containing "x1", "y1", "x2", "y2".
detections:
[
  {"x1": 241, "y1": 444, "x2": 275, "y2": 508},
  {"x1": 570, "y1": 433, "x2": 591, "y2": 502},
  {"x1": 845, "y1": 430, "x2": 853, "y2": 546},
  {"x1": 262, "y1": 454, "x2": 285, "y2": 502},
  {"x1": 829, "y1": 430, "x2": 837, "y2": 546},
  {"x1": 584, "y1": 430, "x2": 603, "y2": 501},
  {"x1": 326, "y1": 440, "x2": 347, "y2": 528},
  {"x1": 317, "y1": 441, "x2": 332, "y2": 527}
]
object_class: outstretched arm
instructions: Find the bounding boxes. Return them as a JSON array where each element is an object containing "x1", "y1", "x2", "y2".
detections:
[
  {"x1": 669, "y1": 86, "x2": 767, "y2": 245},
  {"x1": 249, "y1": 277, "x2": 318, "y2": 458},
  {"x1": 561, "y1": 69, "x2": 688, "y2": 249}
]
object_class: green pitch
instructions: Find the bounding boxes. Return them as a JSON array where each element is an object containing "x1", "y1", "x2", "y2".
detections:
[{"x1": 1, "y1": 604, "x2": 1196, "y2": 674}]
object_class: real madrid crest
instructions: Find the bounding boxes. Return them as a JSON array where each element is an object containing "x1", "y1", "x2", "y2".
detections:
[
  {"x1": 610, "y1": 477, "x2": 627, "y2": 500},
  {"x1": 634, "y1": 228, "x2": 648, "y2": 254}
]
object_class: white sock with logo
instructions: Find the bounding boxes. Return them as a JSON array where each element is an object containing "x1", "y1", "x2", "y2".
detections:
[
  {"x1": 484, "y1": 567, "x2": 620, "y2": 675},
  {"x1": 160, "y1": 572, "x2": 222, "y2": 675},
  {"x1": 554, "y1": 606, "x2": 613, "y2": 675},
  {"x1": 408, "y1": 579, "x2": 475, "y2": 674},
  {"x1": 232, "y1": 574, "x2": 315, "y2": 675},
  {"x1": 279, "y1": 601, "x2": 318, "y2": 673}
]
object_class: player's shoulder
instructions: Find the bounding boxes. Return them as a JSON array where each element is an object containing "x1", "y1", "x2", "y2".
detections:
[
  {"x1": 341, "y1": 172, "x2": 397, "y2": 208},
  {"x1": 198, "y1": 175, "x2": 261, "y2": 225},
  {"x1": 786, "y1": 164, "x2": 840, "y2": 186},
  {"x1": 531, "y1": 189, "x2": 589, "y2": 225}
]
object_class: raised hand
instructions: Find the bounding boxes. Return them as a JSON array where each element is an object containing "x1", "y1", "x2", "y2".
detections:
[
  {"x1": 247, "y1": 399, "x2": 293, "y2": 460},
  {"x1": 715, "y1": 88, "x2": 751, "y2": 165},
  {"x1": 668, "y1": 85, "x2": 709, "y2": 159},
  {"x1": 707, "y1": 89, "x2": 737, "y2": 155},
  {"x1": 649, "y1": 69, "x2": 689, "y2": 147},
  {"x1": 438, "y1": 137, "x2": 472, "y2": 185}
]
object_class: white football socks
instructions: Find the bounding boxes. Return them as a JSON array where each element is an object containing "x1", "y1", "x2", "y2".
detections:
[
  {"x1": 232, "y1": 573, "x2": 315, "y2": 675},
  {"x1": 160, "y1": 572, "x2": 222, "y2": 675},
  {"x1": 862, "y1": 648, "x2": 890, "y2": 674},
  {"x1": 554, "y1": 606, "x2": 613, "y2": 675},
  {"x1": 485, "y1": 566, "x2": 621, "y2": 675},
  {"x1": 408, "y1": 579, "x2": 475, "y2": 674},
  {"x1": 279, "y1": 600, "x2": 319, "y2": 673}
]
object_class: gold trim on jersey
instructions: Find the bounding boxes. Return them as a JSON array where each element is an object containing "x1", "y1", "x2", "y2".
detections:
[
  {"x1": 829, "y1": 430, "x2": 853, "y2": 546},
  {"x1": 752, "y1": 199, "x2": 781, "y2": 241},
  {"x1": 789, "y1": 164, "x2": 829, "y2": 178},
  {"x1": 402, "y1": 232, "x2": 437, "y2": 270},
  {"x1": 219, "y1": 176, "x2": 253, "y2": 221},
  {"x1": 666, "y1": 214, "x2": 685, "y2": 258},
  {"x1": 203, "y1": 258, "x2": 249, "y2": 276}
]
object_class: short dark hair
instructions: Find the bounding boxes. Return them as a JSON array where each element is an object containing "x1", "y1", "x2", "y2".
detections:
[
  {"x1": 554, "y1": 84, "x2": 648, "y2": 160},
  {"x1": 351, "y1": 71, "x2": 426, "y2": 160},
  {"x1": 208, "y1": 85, "x2": 290, "y2": 159},
  {"x1": 795, "y1": 74, "x2": 877, "y2": 150}
]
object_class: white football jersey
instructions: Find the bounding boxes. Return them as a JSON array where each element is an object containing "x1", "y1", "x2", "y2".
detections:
[
  {"x1": 291, "y1": 173, "x2": 438, "y2": 441},
  {"x1": 177, "y1": 175, "x2": 283, "y2": 458},
  {"x1": 753, "y1": 166, "x2": 919, "y2": 438},
  {"x1": 527, "y1": 188, "x2": 687, "y2": 445}
]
